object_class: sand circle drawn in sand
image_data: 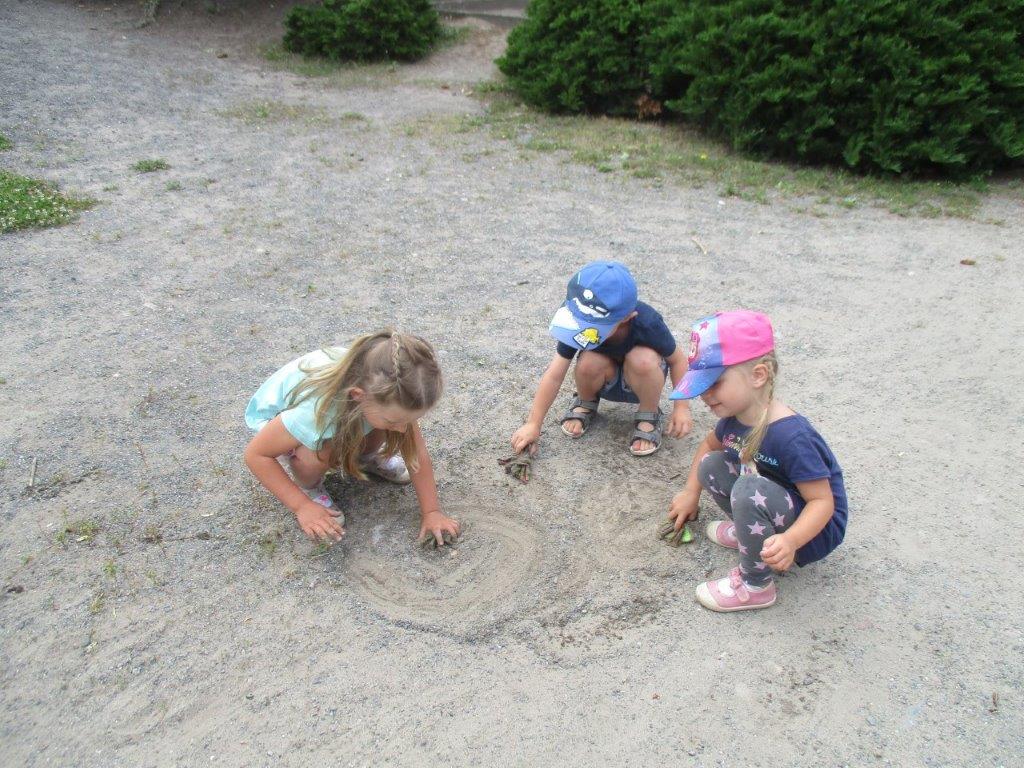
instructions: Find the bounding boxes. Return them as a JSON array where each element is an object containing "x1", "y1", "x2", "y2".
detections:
[{"x1": 342, "y1": 509, "x2": 551, "y2": 634}]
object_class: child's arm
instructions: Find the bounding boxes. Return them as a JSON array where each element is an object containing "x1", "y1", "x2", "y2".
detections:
[
  {"x1": 510, "y1": 352, "x2": 573, "y2": 454},
  {"x1": 663, "y1": 346, "x2": 693, "y2": 438},
  {"x1": 760, "y1": 479, "x2": 834, "y2": 572},
  {"x1": 409, "y1": 421, "x2": 461, "y2": 546},
  {"x1": 243, "y1": 417, "x2": 344, "y2": 542},
  {"x1": 667, "y1": 428, "x2": 724, "y2": 528}
]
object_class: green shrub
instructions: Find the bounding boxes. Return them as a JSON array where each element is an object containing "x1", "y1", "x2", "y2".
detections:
[
  {"x1": 284, "y1": 0, "x2": 441, "y2": 62},
  {"x1": 501, "y1": 0, "x2": 1024, "y2": 177},
  {"x1": 497, "y1": 0, "x2": 647, "y2": 114},
  {"x1": 647, "y1": 0, "x2": 1024, "y2": 177}
]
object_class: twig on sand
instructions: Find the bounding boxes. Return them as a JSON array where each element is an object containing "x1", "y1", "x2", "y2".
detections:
[
  {"x1": 498, "y1": 452, "x2": 533, "y2": 484},
  {"x1": 691, "y1": 236, "x2": 708, "y2": 257},
  {"x1": 28, "y1": 457, "x2": 37, "y2": 490}
]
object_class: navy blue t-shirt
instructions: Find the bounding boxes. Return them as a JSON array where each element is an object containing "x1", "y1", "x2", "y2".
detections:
[
  {"x1": 715, "y1": 414, "x2": 847, "y2": 565},
  {"x1": 556, "y1": 301, "x2": 677, "y2": 361}
]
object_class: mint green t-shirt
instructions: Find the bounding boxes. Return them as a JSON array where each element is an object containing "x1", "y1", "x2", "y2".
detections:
[{"x1": 245, "y1": 347, "x2": 371, "y2": 450}]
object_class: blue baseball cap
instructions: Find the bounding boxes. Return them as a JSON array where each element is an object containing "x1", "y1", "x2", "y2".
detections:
[{"x1": 549, "y1": 261, "x2": 638, "y2": 351}]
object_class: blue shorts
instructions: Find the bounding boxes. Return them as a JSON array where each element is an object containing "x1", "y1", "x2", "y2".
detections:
[{"x1": 597, "y1": 358, "x2": 669, "y2": 404}]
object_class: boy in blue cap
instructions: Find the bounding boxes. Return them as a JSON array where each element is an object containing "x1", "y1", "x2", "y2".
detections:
[{"x1": 511, "y1": 261, "x2": 692, "y2": 456}]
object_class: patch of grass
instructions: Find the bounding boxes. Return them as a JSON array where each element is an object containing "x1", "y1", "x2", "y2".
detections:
[
  {"x1": 219, "y1": 100, "x2": 365, "y2": 128},
  {"x1": 263, "y1": 43, "x2": 401, "y2": 87},
  {"x1": 132, "y1": 160, "x2": 169, "y2": 176},
  {"x1": 0, "y1": 134, "x2": 12, "y2": 151},
  {"x1": 411, "y1": 82, "x2": 997, "y2": 219},
  {"x1": 435, "y1": 24, "x2": 472, "y2": 51},
  {"x1": 0, "y1": 171, "x2": 95, "y2": 233},
  {"x1": 62, "y1": 518, "x2": 101, "y2": 544},
  {"x1": 164, "y1": 180, "x2": 182, "y2": 191},
  {"x1": 132, "y1": 159, "x2": 170, "y2": 173},
  {"x1": 102, "y1": 559, "x2": 118, "y2": 578}
]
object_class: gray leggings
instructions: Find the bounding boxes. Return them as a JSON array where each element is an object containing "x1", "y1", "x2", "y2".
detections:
[{"x1": 698, "y1": 450, "x2": 800, "y2": 587}]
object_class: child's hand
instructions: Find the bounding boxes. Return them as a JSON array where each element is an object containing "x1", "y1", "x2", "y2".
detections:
[
  {"x1": 419, "y1": 510, "x2": 461, "y2": 548},
  {"x1": 295, "y1": 500, "x2": 345, "y2": 543},
  {"x1": 510, "y1": 423, "x2": 541, "y2": 455},
  {"x1": 668, "y1": 487, "x2": 700, "y2": 528},
  {"x1": 666, "y1": 403, "x2": 693, "y2": 438},
  {"x1": 761, "y1": 533, "x2": 796, "y2": 572}
]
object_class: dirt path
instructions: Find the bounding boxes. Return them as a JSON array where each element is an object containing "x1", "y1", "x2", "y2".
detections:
[{"x1": 1, "y1": 2, "x2": 1022, "y2": 766}]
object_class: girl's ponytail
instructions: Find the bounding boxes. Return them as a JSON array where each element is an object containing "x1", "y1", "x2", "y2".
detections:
[{"x1": 739, "y1": 352, "x2": 778, "y2": 468}]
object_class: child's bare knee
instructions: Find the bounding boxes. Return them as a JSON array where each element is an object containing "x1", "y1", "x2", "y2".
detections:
[
  {"x1": 575, "y1": 351, "x2": 613, "y2": 381},
  {"x1": 624, "y1": 346, "x2": 661, "y2": 377}
]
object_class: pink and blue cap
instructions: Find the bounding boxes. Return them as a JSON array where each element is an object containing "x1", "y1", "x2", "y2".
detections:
[{"x1": 670, "y1": 310, "x2": 775, "y2": 400}]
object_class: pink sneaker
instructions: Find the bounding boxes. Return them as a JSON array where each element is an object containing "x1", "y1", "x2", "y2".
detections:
[
  {"x1": 705, "y1": 521, "x2": 739, "y2": 549},
  {"x1": 695, "y1": 567, "x2": 776, "y2": 612}
]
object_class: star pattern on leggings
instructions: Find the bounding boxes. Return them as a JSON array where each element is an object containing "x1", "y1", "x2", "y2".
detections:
[
  {"x1": 754, "y1": 561, "x2": 767, "y2": 570},
  {"x1": 773, "y1": 512, "x2": 786, "y2": 527},
  {"x1": 786, "y1": 494, "x2": 794, "y2": 510},
  {"x1": 748, "y1": 521, "x2": 766, "y2": 536},
  {"x1": 726, "y1": 461, "x2": 739, "y2": 476},
  {"x1": 750, "y1": 489, "x2": 768, "y2": 508},
  {"x1": 738, "y1": 543, "x2": 748, "y2": 555}
]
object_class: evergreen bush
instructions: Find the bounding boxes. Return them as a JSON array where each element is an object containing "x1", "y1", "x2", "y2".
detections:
[
  {"x1": 496, "y1": 0, "x2": 648, "y2": 115},
  {"x1": 284, "y1": 0, "x2": 441, "y2": 62},
  {"x1": 500, "y1": 0, "x2": 1024, "y2": 176}
]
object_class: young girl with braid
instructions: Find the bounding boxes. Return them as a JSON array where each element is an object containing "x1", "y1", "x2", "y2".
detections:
[
  {"x1": 666, "y1": 311, "x2": 847, "y2": 611},
  {"x1": 244, "y1": 330, "x2": 460, "y2": 547}
]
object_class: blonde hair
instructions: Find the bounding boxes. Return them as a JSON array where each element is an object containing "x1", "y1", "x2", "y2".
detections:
[
  {"x1": 287, "y1": 330, "x2": 442, "y2": 478},
  {"x1": 739, "y1": 351, "x2": 779, "y2": 467}
]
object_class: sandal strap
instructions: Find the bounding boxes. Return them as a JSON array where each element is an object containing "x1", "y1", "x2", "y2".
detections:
[
  {"x1": 633, "y1": 409, "x2": 662, "y2": 424},
  {"x1": 565, "y1": 397, "x2": 598, "y2": 428},
  {"x1": 632, "y1": 426, "x2": 663, "y2": 444},
  {"x1": 571, "y1": 395, "x2": 600, "y2": 412}
]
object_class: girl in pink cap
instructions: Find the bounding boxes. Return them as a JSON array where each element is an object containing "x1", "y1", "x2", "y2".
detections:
[{"x1": 665, "y1": 311, "x2": 847, "y2": 611}]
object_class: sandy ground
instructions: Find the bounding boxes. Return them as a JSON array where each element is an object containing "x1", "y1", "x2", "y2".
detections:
[{"x1": 2, "y1": 2, "x2": 1023, "y2": 766}]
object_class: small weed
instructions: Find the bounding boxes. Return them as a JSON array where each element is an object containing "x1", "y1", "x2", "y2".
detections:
[
  {"x1": 102, "y1": 559, "x2": 118, "y2": 578},
  {"x1": 311, "y1": 541, "x2": 332, "y2": 558},
  {"x1": 0, "y1": 171, "x2": 95, "y2": 233},
  {"x1": 101, "y1": 184, "x2": 119, "y2": 192},
  {"x1": 142, "y1": 524, "x2": 162, "y2": 544},
  {"x1": 0, "y1": 458, "x2": 6, "y2": 470},
  {"x1": 258, "y1": 531, "x2": 281, "y2": 557},
  {"x1": 0, "y1": 134, "x2": 12, "y2": 151},
  {"x1": 89, "y1": 592, "x2": 105, "y2": 614},
  {"x1": 64, "y1": 518, "x2": 101, "y2": 544},
  {"x1": 164, "y1": 180, "x2": 182, "y2": 191},
  {"x1": 132, "y1": 159, "x2": 170, "y2": 173}
]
